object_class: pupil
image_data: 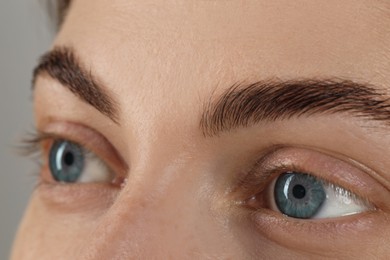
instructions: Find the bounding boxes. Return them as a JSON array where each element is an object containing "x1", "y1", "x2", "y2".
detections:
[
  {"x1": 292, "y1": 184, "x2": 306, "y2": 199},
  {"x1": 63, "y1": 152, "x2": 74, "y2": 166}
]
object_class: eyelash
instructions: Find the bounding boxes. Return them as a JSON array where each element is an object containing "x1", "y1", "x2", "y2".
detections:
[
  {"x1": 257, "y1": 169, "x2": 370, "y2": 208},
  {"x1": 19, "y1": 130, "x2": 53, "y2": 162},
  {"x1": 236, "y1": 149, "x2": 377, "y2": 216},
  {"x1": 20, "y1": 129, "x2": 379, "y2": 221},
  {"x1": 19, "y1": 129, "x2": 119, "y2": 185}
]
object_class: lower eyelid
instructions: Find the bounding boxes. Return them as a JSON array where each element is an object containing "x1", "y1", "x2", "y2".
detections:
[
  {"x1": 251, "y1": 207, "x2": 383, "y2": 252},
  {"x1": 34, "y1": 181, "x2": 120, "y2": 213},
  {"x1": 39, "y1": 164, "x2": 55, "y2": 183}
]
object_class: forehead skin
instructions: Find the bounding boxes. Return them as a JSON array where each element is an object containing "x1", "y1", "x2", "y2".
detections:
[
  {"x1": 59, "y1": 1, "x2": 390, "y2": 76},
  {"x1": 49, "y1": 0, "x2": 390, "y2": 156},
  {"x1": 55, "y1": 0, "x2": 390, "y2": 115},
  {"x1": 12, "y1": 0, "x2": 390, "y2": 259}
]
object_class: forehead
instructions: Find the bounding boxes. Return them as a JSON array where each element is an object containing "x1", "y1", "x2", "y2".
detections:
[{"x1": 55, "y1": 0, "x2": 390, "y2": 96}]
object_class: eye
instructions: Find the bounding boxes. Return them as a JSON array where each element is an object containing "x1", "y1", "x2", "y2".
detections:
[
  {"x1": 49, "y1": 140, "x2": 114, "y2": 183},
  {"x1": 270, "y1": 171, "x2": 372, "y2": 219}
]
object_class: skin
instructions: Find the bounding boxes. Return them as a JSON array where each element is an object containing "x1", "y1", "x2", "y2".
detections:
[{"x1": 11, "y1": 0, "x2": 390, "y2": 259}]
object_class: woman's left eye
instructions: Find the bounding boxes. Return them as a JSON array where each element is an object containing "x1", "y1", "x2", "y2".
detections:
[
  {"x1": 48, "y1": 140, "x2": 114, "y2": 183},
  {"x1": 268, "y1": 171, "x2": 373, "y2": 219}
]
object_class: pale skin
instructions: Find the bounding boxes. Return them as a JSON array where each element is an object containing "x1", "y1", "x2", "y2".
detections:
[{"x1": 11, "y1": 0, "x2": 390, "y2": 259}]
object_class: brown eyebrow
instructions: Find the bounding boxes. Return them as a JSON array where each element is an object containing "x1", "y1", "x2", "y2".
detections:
[
  {"x1": 32, "y1": 47, "x2": 119, "y2": 124},
  {"x1": 200, "y1": 79, "x2": 390, "y2": 137}
]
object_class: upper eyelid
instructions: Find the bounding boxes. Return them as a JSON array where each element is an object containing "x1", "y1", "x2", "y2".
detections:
[
  {"x1": 260, "y1": 150, "x2": 365, "y2": 197},
  {"x1": 32, "y1": 122, "x2": 128, "y2": 177},
  {"x1": 20, "y1": 132, "x2": 107, "y2": 169},
  {"x1": 232, "y1": 145, "x2": 302, "y2": 197},
  {"x1": 234, "y1": 146, "x2": 386, "y2": 209}
]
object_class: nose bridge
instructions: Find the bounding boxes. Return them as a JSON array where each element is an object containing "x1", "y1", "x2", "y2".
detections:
[
  {"x1": 82, "y1": 195, "x2": 175, "y2": 259},
  {"x1": 78, "y1": 102, "x2": 230, "y2": 258},
  {"x1": 80, "y1": 151, "x2": 209, "y2": 259}
]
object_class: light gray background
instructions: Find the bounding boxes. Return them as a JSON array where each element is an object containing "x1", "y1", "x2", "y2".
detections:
[{"x1": 0, "y1": 1, "x2": 52, "y2": 258}]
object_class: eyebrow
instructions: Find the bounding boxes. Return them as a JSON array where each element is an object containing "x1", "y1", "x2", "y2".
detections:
[
  {"x1": 200, "y1": 79, "x2": 390, "y2": 137},
  {"x1": 32, "y1": 47, "x2": 119, "y2": 124}
]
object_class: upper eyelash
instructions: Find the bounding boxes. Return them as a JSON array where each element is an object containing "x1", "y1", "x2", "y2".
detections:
[
  {"x1": 238, "y1": 163, "x2": 302, "y2": 195},
  {"x1": 18, "y1": 130, "x2": 82, "y2": 164},
  {"x1": 19, "y1": 129, "x2": 93, "y2": 156},
  {"x1": 18, "y1": 129, "x2": 100, "y2": 170},
  {"x1": 238, "y1": 158, "x2": 376, "y2": 210},
  {"x1": 18, "y1": 130, "x2": 54, "y2": 158}
]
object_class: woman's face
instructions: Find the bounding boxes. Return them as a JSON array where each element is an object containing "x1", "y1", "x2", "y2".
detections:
[{"x1": 11, "y1": 0, "x2": 390, "y2": 259}]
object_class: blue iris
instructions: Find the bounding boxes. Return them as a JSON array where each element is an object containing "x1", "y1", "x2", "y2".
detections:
[
  {"x1": 274, "y1": 172, "x2": 326, "y2": 219},
  {"x1": 49, "y1": 140, "x2": 85, "y2": 183}
]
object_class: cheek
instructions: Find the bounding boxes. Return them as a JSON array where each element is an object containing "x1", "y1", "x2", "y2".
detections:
[
  {"x1": 251, "y1": 209, "x2": 390, "y2": 258},
  {"x1": 11, "y1": 195, "x2": 93, "y2": 259}
]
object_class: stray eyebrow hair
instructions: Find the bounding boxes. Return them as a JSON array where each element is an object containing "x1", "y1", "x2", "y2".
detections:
[
  {"x1": 200, "y1": 79, "x2": 390, "y2": 137},
  {"x1": 32, "y1": 47, "x2": 119, "y2": 124}
]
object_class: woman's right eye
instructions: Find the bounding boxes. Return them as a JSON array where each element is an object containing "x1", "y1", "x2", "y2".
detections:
[{"x1": 48, "y1": 140, "x2": 114, "y2": 184}]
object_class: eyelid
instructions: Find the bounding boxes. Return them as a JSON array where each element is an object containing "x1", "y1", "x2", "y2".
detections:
[
  {"x1": 36, "y1": 121, "x2": 128, "y2": 181},
  {"x1": 237, "y1": 146, "x2": 390, "y2": 212}
]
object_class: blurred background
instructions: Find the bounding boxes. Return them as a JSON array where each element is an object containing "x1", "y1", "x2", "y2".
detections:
[{"x1": 0, "y1": 1, "x2": 52, "y2": 258}]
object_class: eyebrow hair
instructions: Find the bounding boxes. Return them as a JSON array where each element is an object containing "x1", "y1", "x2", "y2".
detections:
[
  {"x1": 32, "y1": 47, "x2": 119, "y2": 124},
  {"x1": 200, "y1": 79, "x2": 390, "y2": 137}
]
